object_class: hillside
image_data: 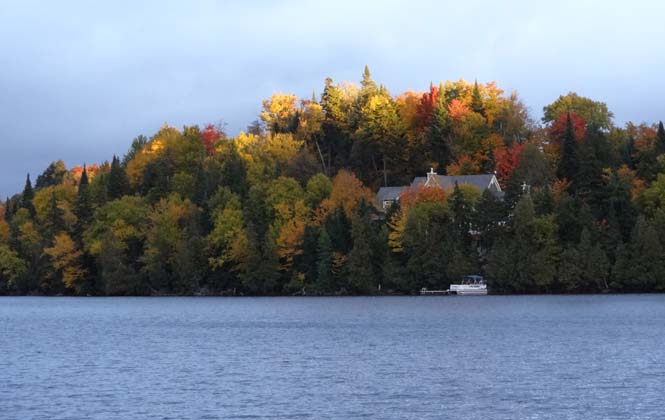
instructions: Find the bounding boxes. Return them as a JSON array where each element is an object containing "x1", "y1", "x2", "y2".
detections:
[{"x1": 2, "y1": 67, "x2": 665, "y2": 295}]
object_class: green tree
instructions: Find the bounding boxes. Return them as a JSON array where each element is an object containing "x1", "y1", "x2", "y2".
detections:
[
  {"x1": 402, "y1": 201, "x2": 450, "y2": 290},
  {"x1": 315, "y1": 228, "x2": 334, "y2": 293},
  {"x1": 74, "y1": 165, "x2": 93, "y2": 239},
  {"x1": 123, "y1": 135, "x2": 148, "y2": 166},
  {"x1": 656, "y1": 121, "x2": 665, "y2": 155},
  {"x1": 556, "y1": 112, "x2": 579, "y2": 185},
  {"x1": 108, "y1": 155, "x2": 129, "y2": 200},
  {"x1": 35, "y1": 160, "x2": 68, "y2": 189},
  {"x1": 347, "y1": 209, "x2": 375, "y2": 294},
  {"x1": 488, "y1": 196, "x2": 559, "y2": 293},
  {"x1": 471, "y1": 80, "x2": 484, "y2": 116},
  {"x1": 558, "y1": 229, "x2": 609, "y2": 292},
  {"x1": 44, "y1": 191, "x2": 66, "y2": 241},
  {"x1": 83, "y1": 196, "x2": 149, "y2": 295},
  {"x1": 141, "y1": 195, "x2": 204, "y2": 294},
  {"x1": 426, "y1": 98, "x2": 453, "y2": 171},
  {"x1": 305, "y1": 173, "x2": 332, "y2": 209},
  {"x1": 20, "y1": 174, "x2": 36, "y2": 217},
  {"x1": 624, "y1": 217, "x2": 665, "y2": 291},
  {"x1": 543, "y1": 92, "x2": 614, "y2": 130},
  {"x1": 0, "y1": 245, "x2": 27, "y2": 293}
]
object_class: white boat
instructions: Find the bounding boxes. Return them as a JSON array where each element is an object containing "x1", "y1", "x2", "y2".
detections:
[{"x1": 448, "y1": 275, "x2": 488, "y2": 295}]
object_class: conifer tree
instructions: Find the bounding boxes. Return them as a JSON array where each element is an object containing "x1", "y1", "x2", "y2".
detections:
[
  {"x1": 656, "y1": 121, "x2": 665, "y2": 155},
  {"x1": 622, "y1": 136, "x2": 636, "y2": 169},
  {"x1": 449, "y1": 182, "x2": 473, "y2": 250},
  {"x1": 471, "y1": 80, "x2": 484, "y2": 116},
  {"x1": 625, "y1": 217, "x2": 665, "y2": 291},
  {"x1": 20, "y1": 174, "x2": 36, "y2": 217},
  {"x1": 347, "y1": 202, "x2": 376, "y2": 294},
  {"x1": 474, "y1": 189, "x2": 506, "y2": 251},
  {"x1": 426, "y1": 98, "x2": 453, "y2": 171},
  {"x1": 45, "y1": 191, "x2": 65, "y2": 241},
  {"x1": 315, "y1": 229, "x2": 334, "y2": 293},
  {"x1": 4, "y1": 197, "x2": 12, "y2": 222},
  {"x1": 556, "y1": 112, "x2": 579, "y2": 186},
  {"x1": 74, "y1": 165, "x2": 92, "y2": 239},
  {"x1": 108, "y1": 156, "x2": 129, "y2": 200},
  {"x1": 325, "y1": 205, "x2": 352, "y2": 254}
]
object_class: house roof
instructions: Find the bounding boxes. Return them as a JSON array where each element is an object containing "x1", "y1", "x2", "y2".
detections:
[
  {"x1": 376, "y1": 186, "x2": 405, "y2": 203},
  {"x1": 412, "y1": 174, "x2": 499, "y2": 192}
]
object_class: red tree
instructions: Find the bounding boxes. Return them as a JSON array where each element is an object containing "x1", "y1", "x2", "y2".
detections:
[
  {"x1": 415, "y1": 85, "x2": 439, "y2": 131},
  {"x1": 202, "y1": 124, "x2": 223, "y2": 155},
  {"x1": 549, "y1": 112, "x2": 585, "y2": 143},
  {"x1": 493, "y1": 142, "x2": 525, "y2": 186}
]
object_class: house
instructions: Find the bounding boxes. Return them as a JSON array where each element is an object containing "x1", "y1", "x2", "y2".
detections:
[{"x1": 376, "y1": 168, "x2": 503, "y2": 210}]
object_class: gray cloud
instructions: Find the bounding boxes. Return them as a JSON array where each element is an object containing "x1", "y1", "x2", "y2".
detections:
[{"x1": 1, "y1": 0, "x2": 664, "y2": 196}]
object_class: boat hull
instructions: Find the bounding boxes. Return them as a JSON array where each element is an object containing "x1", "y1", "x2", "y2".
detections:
[
  {"x1": 448, "y1": 285, "x2": 488, "y2": 295},
  {"x1": 453, "y1": 289, "x2": 488, "y2": 296}
]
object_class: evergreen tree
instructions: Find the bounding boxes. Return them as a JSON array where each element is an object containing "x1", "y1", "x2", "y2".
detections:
[
  {"x1": 426, "y1": 98, "x2": 453, "y2": 171},
  {"x1": 295, "y1": 225, "x2": 319, "y2": 289},
  {"x1": 449, "y1": 182, "x2": 473, "y2": 250},
  {"x1": 35, "y1": 160, "x2": 68, "y2": 189},
  {"x1": 107, "y1": 155, "x2": 129, "y2": 200},
  {"x1": 4, "y1": 197, "x2": 12, "y2": 222},
  {"x1": 350, "y1": 65, "x2": 379, "y2": 131},
  {"x1": 74, "y1": 165, "x2": 92, "y2": 239},
  {"x1": 325, "y1": 205, "x2": 352, "y2": 254},
  {"x1": 624, "y1": 217, "x2": 665, "y2": 291},
  {"x1": 604, "y1": 171, "x2": 637, "y2": 242},
  {"x1": 361, "y1": 65, "x2": 377, "y2": 95},
  {"x1": 558, "y1": 228, "x2": 609, "y2": 292},
  {"x1": 321, "y1": 77, "x2": 352, "y2": 171},
  {"x1": 609, "y1": 242, "x2": 630, "y2": 290},
  {"x1": 622, "y1": 136, "x2": 636, "y2": 169},
  {"x1": 347, "y1": 212, "x2": 375, "y2": 294},
  {"x1": 656, "y1": 121, "x2": 665, "y2": 155},
  {"x1": 315, "y1": 229, "x2": 334, "y2": 293},
  {"x1": 582, "y1": 231, "x2": 610, "y2": 290},
  {"x1": 402, "y1": 202, "x2": 450, "y2": 290},
  {"x1": 556, "y1": 112, "x2": 579, "y2": 186},
  {"x1": 237, "y1": 226, "x2": 279, "y2": 294},
  {"x1": 576, "y1": 125, "x2": 607, "y2": 217},
  {"x1": 221, "y1": 146, "x2": 248, "y2": 198},
  {"x1": 474, "y1": 189, "x2": 506, "y2": 252},
  {"x1": 20, "y1": 174, "x2": 36, "y2": 217},
  {"x1": 486, "y1": 235, "x2": 516, "y2": 293},
  {"x1": 556, "y1": 193, "x2": 592, "y2": 245},
  {"x1": 471, "y1": 80, "x2": 484, "y2": 116},
  {"x1": 532, "y1": 187, "x2": 555, "y2": 216},
  {"x1": 45, "y1": 191, "x2": 65, "y2": 241}
]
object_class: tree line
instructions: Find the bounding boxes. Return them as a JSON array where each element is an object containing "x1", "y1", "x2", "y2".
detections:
[{"x1": 1, "y1": 66, "x2": 665, "y2": 295}]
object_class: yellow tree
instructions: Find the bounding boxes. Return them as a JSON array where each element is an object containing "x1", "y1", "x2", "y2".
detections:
[
  {"x1": 261, "y1": 93, "x2": 299, "y2": 134},
  {"x1": 387, "y1": 184, "x2": 447, "y2": 253},
  {"x1": 207, "y1": 190, "x2": 246, "y2": 270},
  {"x1": 320, "y1": 170, "x2": 374, "y2": 219},
  {"x1": 266, "y1": 177, "x2": 309, "y2": 272},
  {"x1": 0, "y1": 203, "x2": 9, "y2": 244},
  {"x1": 44, "y1": 232, "x2": 87, "y2": 293}
]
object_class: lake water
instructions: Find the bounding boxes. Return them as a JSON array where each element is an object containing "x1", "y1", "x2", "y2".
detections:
[{"x1": 1, "y1": 295, "x2": 664, "y2": 420}]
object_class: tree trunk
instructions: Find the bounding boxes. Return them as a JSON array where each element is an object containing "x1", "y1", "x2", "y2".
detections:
[{"x1": 314, "y1": 139, "x2": 327, "y2": 175}]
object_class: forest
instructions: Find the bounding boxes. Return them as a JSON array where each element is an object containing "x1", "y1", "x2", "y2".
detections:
[{"x1": 1, "y1": 66, "x2": 665, "y2": 296}]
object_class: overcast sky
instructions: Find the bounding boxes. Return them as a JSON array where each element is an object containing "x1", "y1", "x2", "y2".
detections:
[{"x1": 1, "y1": 0, "x2": 664, "y2": 197}]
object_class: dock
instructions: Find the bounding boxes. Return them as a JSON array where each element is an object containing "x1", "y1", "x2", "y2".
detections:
[{"x1": 419, "y1": 288, "x2": 449, "y2": 295}]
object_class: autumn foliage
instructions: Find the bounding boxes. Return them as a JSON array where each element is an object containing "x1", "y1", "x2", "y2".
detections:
[
  {"x1": 549, "y1": 112, "x2": 586, "y2": 143},
  {"x1": 494, "y1": 142, "x2": 525, "y2": 186}
]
